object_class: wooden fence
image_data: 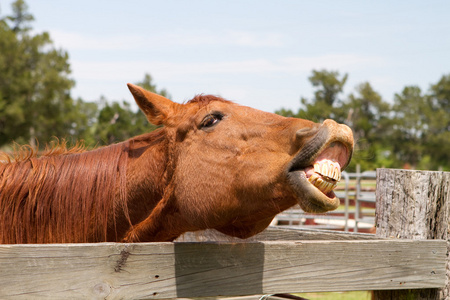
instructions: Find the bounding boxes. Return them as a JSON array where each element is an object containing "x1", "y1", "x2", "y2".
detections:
[{"x1": 0, "y1": 168, "x2": 449, "y2": 300}]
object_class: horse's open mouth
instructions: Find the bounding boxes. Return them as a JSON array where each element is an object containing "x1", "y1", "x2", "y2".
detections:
[{"x1": 287, "y1": 142, "x2": 351, "y2": 213}]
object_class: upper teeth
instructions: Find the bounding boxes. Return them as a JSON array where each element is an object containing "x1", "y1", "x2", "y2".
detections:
[
  {"x1": 308, "y1": 160, "x2": 341, "y2": 194},
  {"x1": 313, "y1": 160, "x2": 341, "y2": 181}
]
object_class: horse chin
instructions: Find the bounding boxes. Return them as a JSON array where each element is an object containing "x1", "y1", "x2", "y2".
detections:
[{"x1": 287, "y1": 170, "x2": 340, "y2": 213}]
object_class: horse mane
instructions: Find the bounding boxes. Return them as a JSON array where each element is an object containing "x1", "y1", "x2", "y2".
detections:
[
  {"x1": 0, "y1": 139, "x2": 88, "y2": 164},
  {"x1": 0, "y1": 138, "x2": 132, "y2": 244}
]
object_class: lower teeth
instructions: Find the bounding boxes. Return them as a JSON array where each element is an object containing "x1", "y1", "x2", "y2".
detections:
[{"x1": 308, "y1": 173, "x2": 337, "y2": 194}]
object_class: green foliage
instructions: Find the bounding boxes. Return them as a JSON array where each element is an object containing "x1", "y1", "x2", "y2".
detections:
[
  {"x1": 293, "y1": 70, "x2": 348, "y2": 122},
  {"x1": 0, "y1": 0, "x2": 75, "y2": 146},
  {"x1": 425, "y1": 75, "x2": 450, "y2": 170},
  {"x1": 136, "y1": 73, "x2": 171, "y2": 99},
  {"x1": 343, "y1": 82, "x2": 391, "y2": 170},
  {"x1": 6, "y1": 0, "x2": 34, "y2": 32},
  {"x1": 309, "y1": 69, "x2": 348, "y2": 107},
  {"x1": 91, "y1": 74, "x2": 166, "y2": 146},
  {"x1": 92, "y1": 97, "x2": 154, "y2": 146},
  {"x1": 277, "y1": 70, "x2": 450, "y2": 171},
  {"x1": 0, "y1": 1, "x2": 163, "y2": 150},
  {"x1": 389, "y1": 86, "x2": 428, "y2": 167}
]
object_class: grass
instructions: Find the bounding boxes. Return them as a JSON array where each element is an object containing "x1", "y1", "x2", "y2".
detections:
[{"x1": 295, "y1": 291, "x2": 372, "y2": 299}]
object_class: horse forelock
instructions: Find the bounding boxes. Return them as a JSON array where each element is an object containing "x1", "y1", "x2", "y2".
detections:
[
  {"x1": 0, "y1": 140, "x2": 131, "y2": 244},
  {"x1": 187, "y1": 94, "x2": 232, "y2": 106}
]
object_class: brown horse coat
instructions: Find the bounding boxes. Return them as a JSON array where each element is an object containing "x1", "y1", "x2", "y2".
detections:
[{"x1": 0, "y1": 84, "x2": 353, "y2": 243}]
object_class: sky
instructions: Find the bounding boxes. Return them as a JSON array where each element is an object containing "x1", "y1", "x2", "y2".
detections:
[{"x1": 2, "y1": 0, "x2": 450, "y2": 113}]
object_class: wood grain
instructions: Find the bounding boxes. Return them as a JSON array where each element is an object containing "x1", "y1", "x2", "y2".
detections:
[
  {"x1": 0, "y1": 239, "x2": 446, "y2": 299},
  {"x1": 178, "y1": 226, "x2": 377, "y2": 242},
  {"x1": 374, "y1": 168, "x2": 450, "y2": 300}
]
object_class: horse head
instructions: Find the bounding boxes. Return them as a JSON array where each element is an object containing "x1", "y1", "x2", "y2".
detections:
[{"x1": 124, "y1": 84, "x2": 353, "y2": 241}]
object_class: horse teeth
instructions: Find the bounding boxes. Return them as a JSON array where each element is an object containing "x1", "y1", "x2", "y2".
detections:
[
  {"x1": 335, "y1": 165, "x2": 341, "y2": 181},
  {"x1": 320, "y1": 180, "x2": 336, "y2": 194},
  {"x1": 330, "y1": 164, "x2": 337, "y2": 181},
  {"x1": 320, "y1": 181, "x2": 330, "y2": 193},
  {"x1": 314, "y1": 163, "x2": 321, "y2": 173},
  {"x1": 308, "y1": 159, "x2": 341, "y2": 194},
  {"x1": 308, "y1": 175, "x2": 335, "y2": 194},
  {"x1": 308, "y1": 173, "x2": 319, "y2": 184},
  {"x1": 329, "y1": 165, "x2": 335, "y2": 179},
  {"x1": 313, "y1": 159, "x2": 341, "y2": 182},
  {"x1": 315, "y1": 178, "x2": 325, "y2": 189},
  {"x1": 322, "y1": 163, "x2": 328, "y2": 177}
]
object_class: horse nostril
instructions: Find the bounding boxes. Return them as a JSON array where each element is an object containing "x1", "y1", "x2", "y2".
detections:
[{"x1": 295, "y1": 125, "x2": 320, "y2": 139}]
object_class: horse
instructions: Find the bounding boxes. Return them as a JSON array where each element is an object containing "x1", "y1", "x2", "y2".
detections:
[{"x1": 0, "y1": 84, "x2": 354, "y2": 244}]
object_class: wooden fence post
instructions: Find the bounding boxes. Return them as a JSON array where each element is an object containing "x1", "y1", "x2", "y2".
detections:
[{"x1": 374, "y1": 168, "x2": 450, "y2": 300}]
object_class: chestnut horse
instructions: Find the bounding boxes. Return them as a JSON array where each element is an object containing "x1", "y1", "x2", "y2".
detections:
[{"x1": 0, "y1": 84, "x2": 353, "y2": 244}]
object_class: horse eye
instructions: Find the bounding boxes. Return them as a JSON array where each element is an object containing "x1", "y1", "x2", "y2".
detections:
[{"x1": 201, "y1": 113, "x2": 223, "y2": 128}]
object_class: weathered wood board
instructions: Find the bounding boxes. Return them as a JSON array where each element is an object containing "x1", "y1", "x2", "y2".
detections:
[
  {"x1": 376, "y1": 169, "x2": 450, "y2": 241},
  {"x1": 0, "y1": 239, "x2": 446, "y2": 299},
  {"x1": 374, "y1": 168, "x2": 450, "y2": 300}
]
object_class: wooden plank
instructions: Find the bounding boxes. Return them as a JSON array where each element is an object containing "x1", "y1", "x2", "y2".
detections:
[
  {"x1": 257, "y1": 226, "x2": 377, "y2": 241},
  {"x1": 376, "y1": 169, "x2": 450, "y2": 240},
  {"x1": 178, "y1": 227, "x2": 377, "y2": 242},
  {"x1": 374, "y1": 168, "x2": 450, "y2": 300},
  {"x1": 0, "y1": 239, "x2": 446, "y2": 299}
]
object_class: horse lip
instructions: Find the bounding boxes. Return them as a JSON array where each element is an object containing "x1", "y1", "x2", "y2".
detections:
[
  {"x1": 288, "y1": 126, "x2": 353, "y2": 173},
  {"x1": 288, "y1": 126, "x2": 329, "y2": 171}
]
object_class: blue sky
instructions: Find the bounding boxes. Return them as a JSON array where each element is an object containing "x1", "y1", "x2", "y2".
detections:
[{"x1": 2, "y1": 0, "x2": 450, "y2": 113}]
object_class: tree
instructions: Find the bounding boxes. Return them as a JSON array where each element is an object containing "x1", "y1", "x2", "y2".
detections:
[
  {"x1": 65, "y1": 98, "x2": 99, "y2": 146},
  {"x1": 93, "y1": 99, "x2": 138, "y2": 145},
  {"x1": 344, "y1": 82, "x2": 390, "y2": 142},
  {"x1": 92, "y1": 73, "x2": 167, "y2": 145},
  {"x1": 309, "y1": 69, "x2": 348, "y2": 107},
  {"x1": 389, "y1": 86, "x2": 428, "y2": 168},
  {"x1": 0, "y1": 15, "x2": 26, "y2": 145},
  {"x1": 277, "y1": 69, "x2": 449, "y2": 171},
  {"x1": 0, "y1": 0, "x2": 79, "y2": 147},
  {"x1": 0, "y1": 1, "x2": 172, "y2": 150},
  {"x1": 136, "y1": 73, "x2": 170, "y2": 99},
  {"x1": 276, "y1": 70, "x2": 348, "y2": 123},
  {"x1": 277, "y1": 72, "x2": 392, "y2": 171},
  {"x1": 341, "y1": 82, "x2": 391, "y2": 170},
  {"x1": 7, "y1": 0, "x2": 33, "y2": 32},
  {"x1": 424, "y1": 74, "x2": 450, "y2": 170}
]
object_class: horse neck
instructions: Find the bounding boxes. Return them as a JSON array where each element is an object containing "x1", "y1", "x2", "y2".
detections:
[{"x1": 122, "y1": 130, "x2": 170, "y2": 230}]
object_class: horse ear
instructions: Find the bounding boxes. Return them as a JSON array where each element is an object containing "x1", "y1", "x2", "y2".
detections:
[{"x1": 127, "y1": 83, "x2": 180, "y2": 126}]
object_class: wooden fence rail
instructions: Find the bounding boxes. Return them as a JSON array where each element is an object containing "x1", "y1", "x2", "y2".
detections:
[
  {"x1": 0, "y1": 239, "x2": 446, "y2": 299},
  {"x1": 0, "y1": 168, "x2": 449, "y2": 300}
]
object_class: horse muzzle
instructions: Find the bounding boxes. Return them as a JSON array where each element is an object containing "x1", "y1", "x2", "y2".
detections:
[{"x1": 286, "y1": 120, "x2": 354, "y2": 213}]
